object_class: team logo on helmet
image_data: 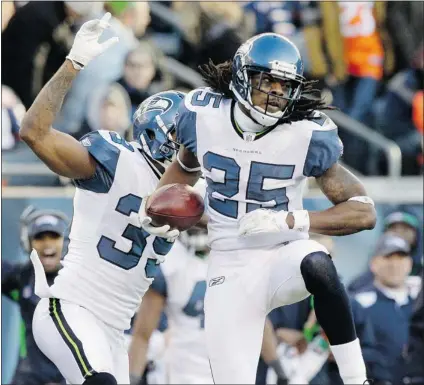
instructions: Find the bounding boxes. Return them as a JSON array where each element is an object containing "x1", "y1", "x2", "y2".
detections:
[{"x1": 134, "y1": 97, "x2": 173, "y2": 124}]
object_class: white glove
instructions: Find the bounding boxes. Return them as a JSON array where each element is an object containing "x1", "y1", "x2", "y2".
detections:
[
  {"x1": 238, "y1": 209, "x2": 289, "y2": 237},
  {"x1": 139, "y1": 197, "x2": 180, "y2": 242},
  {"x1": 66, "y1": 12, "x2": 119, "y2": 69}
]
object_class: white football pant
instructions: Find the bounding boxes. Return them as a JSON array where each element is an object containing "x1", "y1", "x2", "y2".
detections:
[
  {"x1": 204, "y1": 239, "x2": 328, "y2": 384},
  {"x1": 32, "y1": 298, "x2": 129, "y2": 384}
]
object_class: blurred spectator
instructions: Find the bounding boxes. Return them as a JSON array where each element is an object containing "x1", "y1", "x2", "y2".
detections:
[
  {"x1": 105, "y1": 1, "x2": 151, "y2": 39},
  {"x1": 1, "y1": 85, "x2": 26, "y2": 151},
  {"x1": 2, "y1": 105, "x2": 20, "y2": 151},
  {"x1": 257, "y1": 234, "x2": 383, "y2": 385},
  {"x1": 402, "y1": 286, "x2": 424, "y2": 385},
  {"x1": 117, "y1": 42, "x2": 173, "y2": 116},
  {"x1": 244, "y1": 1, "x2": 300, "y2": 36},
  {"x1": 349, "y1": 210, "x2": 421, "y2": 294},
  {"x1": 387, "y1": 2, "x2": 424, "y2": 73},
  {"x1": 374, "y1": 50, "x2": 423, "y2": 175},
  {"x1": 302, "y1": 2, "x2": 395, "y2": 173},
  {"x1": 55, "y1": 2, "x2": 153, "y2": 134},
  {"x1": 2, "y1": 1, "x2": 103, "y2": 109},
  {"x1": 354, "y1": 234, "x2": 415, "y2": 385},
  {"x1": 243, "y1": 1, "x2": 312, "y2": 73},
  {"x1": 118, "y1": 44, "x2": 155, "y2": 115},
  {"x1": 77, "y1": 83, "x2": 132, "y2": 140},
  {"x1": 309, "y1": 2, "x2": 394, "y2": 174},
  {"x1": 174, "y1": 1, "x2": 255, "y2": 68},
  {"x1": 2, "y1": 206, "x2": 69, "y2": 385}
]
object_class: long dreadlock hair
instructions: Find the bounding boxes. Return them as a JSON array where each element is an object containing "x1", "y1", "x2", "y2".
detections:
[{"x1": 198, "y1": 59, "x2": 335, "y2": 124}]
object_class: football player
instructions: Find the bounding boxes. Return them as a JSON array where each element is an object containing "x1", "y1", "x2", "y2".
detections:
[
  {"x1": 129, "y1": 223, "x2": 213, "y2": 384},
  {"x1": 129, "y1": 222, "x2": 289, "y2": 385},
  {"x1": 139, "y1": 33, "x2": 376, "y2": 384},
  {"x1": 20, "y1": 14, "x2": 181, "y2": 385}
]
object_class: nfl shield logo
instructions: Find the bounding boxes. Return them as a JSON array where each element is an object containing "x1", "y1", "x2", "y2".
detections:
[{"x1": 243, "y1": 132, "x2": 255, "y2": 142}]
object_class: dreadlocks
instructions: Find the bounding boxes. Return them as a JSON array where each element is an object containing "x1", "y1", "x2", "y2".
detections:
[
  {"x1": 198, "y1": 59, "x2": 335, "y2": 124},
  {"x1": 198, "y1": 59, "x2": 233, "y2": 98}
]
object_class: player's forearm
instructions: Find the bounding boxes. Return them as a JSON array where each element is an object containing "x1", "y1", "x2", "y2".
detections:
[
  {"x1": 308, "y1": 163, "x2": 376, "y2": 235},
  {"x1": 157, "y1": 159, "x2": 201, "y2": 189},
  {"x1": 20, "y1": 60, "x2": 78, "y2": 144},
  {"x1": 128, "y1": 336, "x2": 150, "y2": 380},
  {"x1": 306, "y1": 201, "x2": 376, "y2": 235},
  {"x1": 261, "y1": 318, "x2": 279, "y2": 363}
]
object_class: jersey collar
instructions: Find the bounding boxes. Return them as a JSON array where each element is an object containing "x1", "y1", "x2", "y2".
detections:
[{"x1": 230, "y1": 101, "x2": 278, "y2": 142}]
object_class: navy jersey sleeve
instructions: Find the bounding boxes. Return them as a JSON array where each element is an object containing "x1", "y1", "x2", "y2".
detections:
[
  {"x1": 175, "y1": 100, "x2": 198, "y2": 155},
  {"x1": 73, "y1": 131, "x2": 121, "y2": 193},
  {"x1": 303, "y1": 113, "x2": 344, "y2": 177},
  {"x1": 150, "y1": 266, "x2": 168, "y2": 298}
]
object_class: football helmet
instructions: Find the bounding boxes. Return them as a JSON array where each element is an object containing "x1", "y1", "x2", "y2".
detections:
[
  {"x1": 230, "y1": 33, "x2": 305, "y2": 126},
  {"x1": 179, "y1": 225, "x2": 209, "y2": 258},
  {"x1": 133, "y1": 91, "x2": 186, "y2": 162}
]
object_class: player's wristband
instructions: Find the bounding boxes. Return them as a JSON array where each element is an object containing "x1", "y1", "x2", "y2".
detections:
[
  {"x1": 177, "y1": 151, "x2": 201, "y2": 172},
  {"x1": 347, "y1": 196, "x2": 375, "y2": 207},
  {"x1": 66, "y1": 57, "x2": 84, "y2": 70},
  {"x1": 292, "y1": 210, "x2": 310, "y2": 232}
]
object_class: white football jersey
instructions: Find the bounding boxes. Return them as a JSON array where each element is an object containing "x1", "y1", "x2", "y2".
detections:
[
  {"x1": 50, "y1": 130, "x2": 172, "y2": 331},
  {"x1": 150, "y1": 240, "x2": 212, "y2": 383},
  {"x1": 176, "y1": 88, "x2": 343, "y2": 251}
]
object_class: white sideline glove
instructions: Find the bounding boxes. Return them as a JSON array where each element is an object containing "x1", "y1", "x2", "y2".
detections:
[
  {"x1": 139, "y1": 197, "x2": 180, "y2": 242},
  {"x1": 238, "y1": 209, "x2": 290, "y2": 237},
  {"x1": 66, "y1": 12, "x2": 119, "y2": 69}
]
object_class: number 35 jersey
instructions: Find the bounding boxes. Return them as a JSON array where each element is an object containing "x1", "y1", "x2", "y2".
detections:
[
  {"x1": 176, "y1": 88, "x2": 344, "y2": 251},
  {"x1": 49, "y1": 130, "x2": 172, "y2": 331}
]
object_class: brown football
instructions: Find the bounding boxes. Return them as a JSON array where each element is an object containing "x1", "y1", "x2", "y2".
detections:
[{"x1": 146, "y1": 184, "x2": 205, "y2": 231}]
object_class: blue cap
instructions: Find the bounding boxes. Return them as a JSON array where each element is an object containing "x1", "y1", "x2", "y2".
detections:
[
  {"x1": 28, "y1": 214, "x2": 67, "y2": 238},
  {"x1": 384, "y1": 211, "x2": 420, "y2": 232},
  {"x1": 374, "y1": 234, "x2": 411, "y2": 257}
]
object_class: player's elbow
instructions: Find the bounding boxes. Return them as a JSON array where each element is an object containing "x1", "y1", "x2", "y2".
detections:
[
  {"x1": 19, "y1": 120, "x2": 33, "y2": 143},
  {"x1": 19, "y1": 115, "x2": 37, "y2": 144}
]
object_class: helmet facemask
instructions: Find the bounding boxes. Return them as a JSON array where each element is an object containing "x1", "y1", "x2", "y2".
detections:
[
  {"x1": 233, "y1": 66, "x2": 304, "y2": 126},
  {"x1": 179, "y1": 226, "x2": 210, "y2": 258},
  {"x1": 139, "y1": 116, "x2": 180, "y2": 165}
]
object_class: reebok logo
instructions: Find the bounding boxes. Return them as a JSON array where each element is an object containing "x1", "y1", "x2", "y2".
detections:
[
  {"x1": 209, "y1": 276, "x2": 225, "y2": 287},
  {"x1": 81, "y1": 137, "x2": 91, "y2": 147}
]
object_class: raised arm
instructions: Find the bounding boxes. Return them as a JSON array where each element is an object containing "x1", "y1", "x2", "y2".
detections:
[
  {"x1": 20, "y1": 61, "x2": 96, "y2": 179},
  {"x1": 19, "y1": 13, "x2": 118, "y2": 179}
]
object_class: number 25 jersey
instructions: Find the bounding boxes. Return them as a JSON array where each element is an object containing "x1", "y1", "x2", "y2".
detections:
[
  {"x1": 176, "y1": 88, "x2": 343, "y2": 251},
  {"x1": 49, "y1": 130, "x2": 172, "y2": 331}
]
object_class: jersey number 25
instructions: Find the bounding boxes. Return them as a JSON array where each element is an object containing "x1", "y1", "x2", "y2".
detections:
[{"x1": 203, "y1": 152, "x2": 295, "y2": 219}]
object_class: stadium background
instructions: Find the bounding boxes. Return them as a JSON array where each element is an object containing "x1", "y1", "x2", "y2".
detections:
[{"x1": 1, "y1": 1, "x2": 423, "y2": 384}]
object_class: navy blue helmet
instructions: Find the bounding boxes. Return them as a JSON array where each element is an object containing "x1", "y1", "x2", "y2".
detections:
[
  {"x1": 230, "y1": 33, "x2": 305, "y2": 126},
  {"x1": 133, "y1": 90, "x2": 186, "y2": 162}
]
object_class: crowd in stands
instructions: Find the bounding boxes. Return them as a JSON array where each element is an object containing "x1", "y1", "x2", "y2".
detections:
[
  {"x1": 2, "y1": 1, "x2": 423, "y2": 182},
  {"x1": 1, "y1": 3, "x2": 423, "y2": 385}
]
